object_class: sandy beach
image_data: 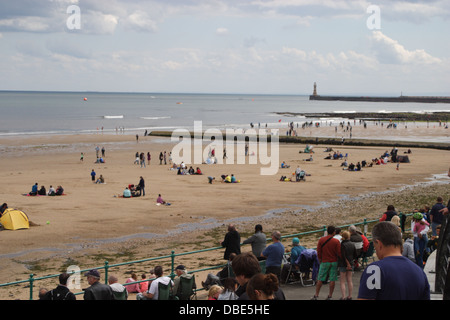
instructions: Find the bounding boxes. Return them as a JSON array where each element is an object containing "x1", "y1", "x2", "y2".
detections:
[{"x1": 0, "y1": 122, "x2": 449, "y2": 300}]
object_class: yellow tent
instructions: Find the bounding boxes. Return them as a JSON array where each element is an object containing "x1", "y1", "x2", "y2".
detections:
[{"x1": 0, "y1": 208, "x2": 30, "y2": 230}]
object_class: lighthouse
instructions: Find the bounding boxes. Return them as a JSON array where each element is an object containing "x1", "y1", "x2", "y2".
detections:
[{"x1": 313, "y1": 82, "x2": 318, "y2": 96}]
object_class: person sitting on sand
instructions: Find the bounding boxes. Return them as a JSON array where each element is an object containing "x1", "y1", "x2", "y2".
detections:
[
  {"x1": 348, "y1": 163, "x2": 355, "y2": 171},
  {"x1": 303, "y1": 155, "x2": 313, "y2": 162},
  {"x1": 156, "y1": 194, "x2": 170, "y2": 206},
  {"x1": 29, "y1": 182, "x2": 38, "y2": 196},
  {"x1": 0, "y1": 203, "x2": 8, "y2": 215},
  {"x1": 196, "y1": 167, "x2": 203, "y2": 175},
  {"x1": 38, "y1": 185, "x2": 47, "y2": 196},
  {"x1": 188, "y1": 166, "x2": 195, "y2": 175},
  {"x1": 55, "y1": 185, "x2": 64, "y2": 196},
  {"x1": 123, "y1": 187, "x2": 132, "y2": 198},
  {"x1": 177, "y1": 167, "x2": 187, "y2": 175},
  {"x1": 231, "y1": 174, "x2": 237, "y2": 183},
  {"x1": 281, "y1": 161, "x2": 290, "y2": 168},
  {"x1": 48, "y1": 185, "x2": 56, "y2": 196},
  {"x1": 156, "y1": 194, "x2": 166, "y2": 205},
  {"x1": 95, "y1": 175, "x2": 105, "y2": 184}
]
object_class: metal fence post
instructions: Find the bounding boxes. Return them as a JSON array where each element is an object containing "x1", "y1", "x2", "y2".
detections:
[
  {"x1": 170, "y1": 250, "x2": 175, "y2": 280},
  {"x1": 28, "y1": 274, "x2": 34, "y2": 300},
  {"x1": 363, "y1": 218, "x2": 368, "y2": 235},
  {"x1": 104, "y1": 261, "x2": 109, "y2": 285}
]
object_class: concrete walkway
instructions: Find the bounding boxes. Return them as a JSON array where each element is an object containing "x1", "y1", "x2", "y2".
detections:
[{"x1": 281, "y1": 251, "x2": 443, "y2": 300}]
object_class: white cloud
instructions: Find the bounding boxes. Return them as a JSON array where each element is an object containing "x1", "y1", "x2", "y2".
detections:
[
  {"x1": 0, "y1": 16, "x2": 50, "y2": 32},
  {"x1": 123, "y1": 10, "x2": 158, "y2": 33},
  {"x1": 80, "y1": 11, "x2": 118, "y2": 34},
  {"x1": 215, "y1": 27, "x2": 228, "y2": 35},
  {"x1": 370, "y1": 31, "x2": 442, "y2": 65}
]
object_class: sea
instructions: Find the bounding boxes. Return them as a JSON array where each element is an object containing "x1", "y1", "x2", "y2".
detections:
[{"x1": 0, "y1": 90, "x2": 449, "y2": 137}]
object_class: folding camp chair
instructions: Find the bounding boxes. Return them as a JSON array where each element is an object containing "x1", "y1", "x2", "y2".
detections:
[
  {"x1": 112, "y1": 289, "x2": 128, "y2": 300},
  {"x1": 158, "y1": 282, "x2": 171, "y2": 300},
  {"x1": 178, "y1": 275, "x2": 197, "y2": 300},
  {"x1": 360, "y1": 241, "x2": 376, "y2": 268},
  {"x1": 284, "y1": 263, "x2": 302, "y2": 285}
]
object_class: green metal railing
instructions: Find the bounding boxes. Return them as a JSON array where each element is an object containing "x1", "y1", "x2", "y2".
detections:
[{"x1": 0, "y1": 212, "x2": 414, "y2": 300}]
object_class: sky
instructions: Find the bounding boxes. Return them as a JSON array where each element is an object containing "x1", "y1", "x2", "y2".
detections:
[{"x1": 0, "y1": 0, "x2": 449, "y2": 95}]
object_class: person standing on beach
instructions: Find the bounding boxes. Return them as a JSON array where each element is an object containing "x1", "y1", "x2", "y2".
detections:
[
  {"x1": 140, "y1": 152, "x2": 146, "y2": 168},
  {"x1": 138, "y1": 176, "x2": 145, "y2": 196},
  {"x1": 80, "y1": 152, "x2": 84, "y2": 162},
  {"x1": 91, "y1": 169, "x2": 96, "y2": 182}
]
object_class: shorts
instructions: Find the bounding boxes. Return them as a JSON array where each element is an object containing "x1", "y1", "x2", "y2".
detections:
[
  {"x1": 318, "y1": 262, "x2": 338, "y2": 282},
  {"x1": 338, "y1": 266, "x2": 353, "y2": 273}
]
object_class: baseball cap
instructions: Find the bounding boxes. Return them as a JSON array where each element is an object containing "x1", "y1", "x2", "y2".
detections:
[{"x1": 84, "y1": 269, "x2": 100, "y2": 278}]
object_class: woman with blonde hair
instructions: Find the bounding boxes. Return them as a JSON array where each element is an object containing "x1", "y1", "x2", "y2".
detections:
[
  {"x1": 207, "y1": 285, "x2": 222, "y2": 300},
  {"x1": 391, "y1": 215, "x2": 402, "y2": 234}
]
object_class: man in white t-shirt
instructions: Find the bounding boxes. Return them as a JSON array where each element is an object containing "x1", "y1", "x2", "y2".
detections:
[{"x1": 137, "y1": 266, "x2": 173, "y2": 300}]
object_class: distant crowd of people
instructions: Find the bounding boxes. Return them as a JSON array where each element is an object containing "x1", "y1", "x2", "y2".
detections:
[{"x1": 28, "y1": 183, "x2": 64, "y2": 196}]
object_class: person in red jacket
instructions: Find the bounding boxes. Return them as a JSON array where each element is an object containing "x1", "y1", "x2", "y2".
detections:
[{"x1": 312, "y1": 226, "x2": 341, "y2": 300}]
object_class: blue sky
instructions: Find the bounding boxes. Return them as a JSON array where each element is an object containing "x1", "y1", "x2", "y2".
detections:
[{"x1": 0, "y1": 0, "x2": 449, "y2": 95}]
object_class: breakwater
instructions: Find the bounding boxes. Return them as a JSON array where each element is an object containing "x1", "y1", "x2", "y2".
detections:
[
  {"x1": 148, "y1": 130, "x2": 450, "y2": 151},
  {"x1": 309, "y1": 95, "x2": 450, "y2": 104},
  {"x1": 276, "y1": 111, "x2": 450, "y2": 122}
]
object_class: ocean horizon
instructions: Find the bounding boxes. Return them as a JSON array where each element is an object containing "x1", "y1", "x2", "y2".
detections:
[{"x1": 0, "y1": 90, "x2": 449, "y2": 138}]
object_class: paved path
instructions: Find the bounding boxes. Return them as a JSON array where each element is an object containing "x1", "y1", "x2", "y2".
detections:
[{"x1": 281, "y1": 251, "x2": 443, "y2": 300}]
